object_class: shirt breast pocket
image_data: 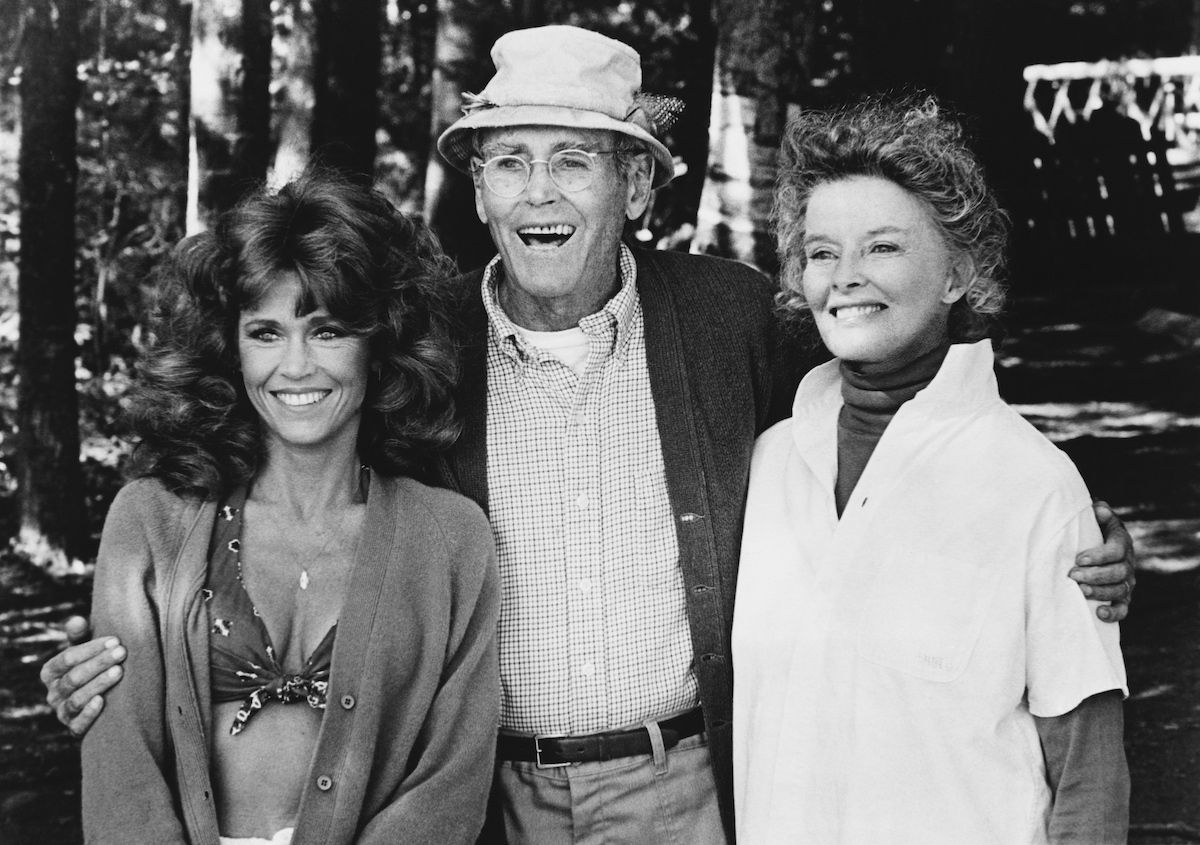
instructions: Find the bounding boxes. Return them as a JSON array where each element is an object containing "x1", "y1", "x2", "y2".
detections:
[{"x1": 855, "y1": 553, "x2": 1003, "y2": 682}]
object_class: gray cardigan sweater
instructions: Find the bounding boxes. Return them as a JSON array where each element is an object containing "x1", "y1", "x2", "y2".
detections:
[
  {"x1": 82, "y1": 474, "x2": 501, "y2": 845},
  {"x1": 434, "y1": 246, "x2": 815, "y2": 838}
]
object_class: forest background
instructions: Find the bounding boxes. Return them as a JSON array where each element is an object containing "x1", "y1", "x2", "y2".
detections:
[
  {"x1": 3, "y1": 0, "x2": 1198, "y2": 567},
  {"x1": 3, "y1": 0, "x2": 1200, "y2": 842}
]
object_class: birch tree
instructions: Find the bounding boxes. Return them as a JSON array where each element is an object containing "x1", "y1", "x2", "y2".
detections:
[
  {"x1": 187, "y1": 0, "x2": 272, "y2": 232},
  {"x1": 691, "y1": 0, "x2": 814, "y2": 273}
]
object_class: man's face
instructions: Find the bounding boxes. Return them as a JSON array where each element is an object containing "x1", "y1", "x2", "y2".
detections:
[{"x1": 473, "y1": 126, "x2": 651, "y2": 330}]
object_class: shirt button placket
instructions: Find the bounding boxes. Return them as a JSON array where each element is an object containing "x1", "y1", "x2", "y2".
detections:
[{"x1": 566, "y1": 386, "x2": 603, "y2": 729}]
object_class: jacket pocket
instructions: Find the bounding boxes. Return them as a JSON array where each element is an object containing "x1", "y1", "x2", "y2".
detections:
[{"x1": 856, "y1": 553, "x2": 1002, "y2": 682}]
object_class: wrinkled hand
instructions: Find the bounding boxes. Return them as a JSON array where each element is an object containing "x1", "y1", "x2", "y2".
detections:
[
  {"x1": 40, "y1": 616, "x2": 124, "y2": 736},
  {"x1": 1069, "y1": 501, "x2": 1136, "y2": 623}
]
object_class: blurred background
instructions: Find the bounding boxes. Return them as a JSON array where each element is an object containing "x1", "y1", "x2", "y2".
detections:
[{"x1": 1, "y1": 0, "x2": 1198, "y2": 842}]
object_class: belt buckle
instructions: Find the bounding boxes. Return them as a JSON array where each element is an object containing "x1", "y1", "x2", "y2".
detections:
[{"x1": 534, "y1": 734, "x2": 571, "y2": 769}]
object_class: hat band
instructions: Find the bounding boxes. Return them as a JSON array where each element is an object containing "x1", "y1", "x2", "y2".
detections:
[{"x1": 460, "y1": 91, "x2": 685, "y2": 139}]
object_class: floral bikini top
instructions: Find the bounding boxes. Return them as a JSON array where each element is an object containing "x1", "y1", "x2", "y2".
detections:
[{"x1": 205, "y1": 486, "x2": 336, "y2": 736}]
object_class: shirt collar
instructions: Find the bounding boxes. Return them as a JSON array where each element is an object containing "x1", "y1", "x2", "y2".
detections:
[{"x1": 481, "y1": 243, "x2": 641, "y2": 365}]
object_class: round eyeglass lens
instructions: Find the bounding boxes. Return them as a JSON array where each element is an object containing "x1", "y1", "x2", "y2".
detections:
[
  {"x1": 548, "y1": 151, "x2": 596, "y2": 192},
  {"x1": 481, "y1": 150, "x2": 599, "y2": 197},
  {"x1": 482, "y1": 155, "x2": 530, "y2": 197}
]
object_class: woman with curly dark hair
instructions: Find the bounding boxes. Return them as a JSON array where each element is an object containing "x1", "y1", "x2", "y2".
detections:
[
  {"x1": 733, "y1": 98, "x2": 1128, "y2": 844},
  {"x1": 79, "y1": 171, "x2": 500, "y2": 845}
]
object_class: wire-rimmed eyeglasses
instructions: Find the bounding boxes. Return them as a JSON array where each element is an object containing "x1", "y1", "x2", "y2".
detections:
[{"x1": 472, "y1": 149, "x2": 618, "y2": 198}]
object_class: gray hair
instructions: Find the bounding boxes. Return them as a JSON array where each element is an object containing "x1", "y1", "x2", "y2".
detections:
[{"x1": 775, "y1": 95, "x2": 1008, "y2": 342}]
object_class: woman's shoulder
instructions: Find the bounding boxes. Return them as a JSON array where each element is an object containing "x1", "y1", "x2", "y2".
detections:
[
  {"x1": 753, "y1": 416, "x2": 794, "y2": 457},
  {"x1": 105, "y1": 477, "x2": 209, "y2": 534},
  {"x1": 967, "y1": 400, "x2": 1094, "y2": 510},
  {"x1": 378, "y1": 475, "x2": 493, "y2": 548},
  {"x1": 96, "y1": 478, "x2": 213, "y2": 584}
]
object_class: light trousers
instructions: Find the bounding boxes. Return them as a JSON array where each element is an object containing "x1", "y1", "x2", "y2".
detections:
[
  {"x1": 218, "y1": 827, "x2": 293, "y2": 845},
  {"x1": 494, "y1": 724, "x2": 727, "y2": 845}
]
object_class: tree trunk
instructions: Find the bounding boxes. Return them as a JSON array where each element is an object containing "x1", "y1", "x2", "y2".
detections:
[
  {"x1": 943, "y1": 0, "x2": 1040, "y2": 208},
  {"x1": 670, "y1": 0, "x2": 718, "y2": 235},
  {"x1": 422, "y1": 0, "x2": 508, "y2": 270},
  {"x1": 186, "y1": 0, "x2": 272, "y2": 233},
  {"x1": 691, "y1": 0, "x2": 814, "y2": 274},
  {"x1": 240, "y1": 0, "x2": 272, "y2": 180},
  {"x1": 312, "y1": 0, "x2": 383, "y2": 179},
  {"x1": 176, "y1": 0, "x2": 194, "y2": 225},
  {"x1": 272, "y1": 0, "x2": 315, "y2": 185},
  {"x1": 1192, "y1": 0, "x2": 1200, "y2": 55},
  {"x1": 16, "y1": 0, "x2": 84, "y2": 569}
]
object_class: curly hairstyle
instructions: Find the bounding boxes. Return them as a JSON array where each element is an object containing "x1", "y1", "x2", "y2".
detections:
[
  {"x1": 775, "y1": 95, "x2": 1009, "y2": 342},
  {"x1": 126, "y1": 169, "x2": 462, "y2": 499}
]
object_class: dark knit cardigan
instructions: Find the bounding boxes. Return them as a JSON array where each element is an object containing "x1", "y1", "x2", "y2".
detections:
[{"x1": 433, "y1": 246, "x2": 815, "y2": 838}]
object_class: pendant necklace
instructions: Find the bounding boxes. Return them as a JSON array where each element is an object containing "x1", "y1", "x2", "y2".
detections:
[{"x1": 296, "y1": 504, "x2": 351, "y2": 590}]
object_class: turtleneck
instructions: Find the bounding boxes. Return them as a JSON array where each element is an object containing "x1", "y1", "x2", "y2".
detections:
[{"x1": 834, "y1": 341, "x2": 951, "y2": 516}]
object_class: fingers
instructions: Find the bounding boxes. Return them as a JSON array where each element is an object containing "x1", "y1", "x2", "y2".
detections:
[
  {"x1": 61, "y1": 669, "x2": 120, "y2": 736},
  {"x1": 1086, "y1": 500, "x2": 1135, "y2": 566},
  {"x1": 64, "y1": 615, "x2": 92, "y2": 646},
  {"x1": 1073, "y1": 541, "x2": 1126, "y2": 569},
  {"x1": 41, "y1": 636, "x2": 114, "y2": 689},
  {"x1": 43, "y1": 637, "x2": 125, "y2": 730},
  {"x1": 1069, "y1": 552, "x2": 1135, "y2": 624},
  {"x1": 1069, "y1": 561, "x2": 1132, "y2": 588},
  {"x1": 1076, "y1": 580, "x2": 1133, "y2": 602}
]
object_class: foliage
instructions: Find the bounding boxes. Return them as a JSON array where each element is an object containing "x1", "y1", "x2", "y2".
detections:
[
  {"x1": 1, "y1": 0, "x2": 1198, "y2": 562},
  {"x1": 1, "y1": 0, "x2": 186, "y2": 556},
  {"x1": 73, "y1": 1, "x2": 188, "y2": 551}
]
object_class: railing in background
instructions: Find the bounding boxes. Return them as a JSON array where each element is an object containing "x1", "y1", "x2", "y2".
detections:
[{"x1": 1019, "y1": 56, "x2": 1200, "y2": 243}]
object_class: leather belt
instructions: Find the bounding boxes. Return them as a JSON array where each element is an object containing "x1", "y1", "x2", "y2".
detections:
[{"x1": 496, "y1": 708, "x2": 706, "y2": 768}]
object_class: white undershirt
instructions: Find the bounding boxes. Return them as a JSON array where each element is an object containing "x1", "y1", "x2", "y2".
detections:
[{"x1": 516, "y1": 325, "x2": 591, "y2": 377}]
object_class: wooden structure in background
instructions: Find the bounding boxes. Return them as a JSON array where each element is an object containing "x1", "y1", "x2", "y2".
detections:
[
  {"x1": 1012, "y1": 57, "x2": 1200, "y2": 296},
  {"x1": 1019, "y1": 57, "x2": 1200, "y2": 245}
]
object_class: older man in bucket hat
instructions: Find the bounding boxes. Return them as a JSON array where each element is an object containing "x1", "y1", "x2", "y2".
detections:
[
  {"x1": 40, "y1": 22, "x2": 1136, "y2": 845},
  {"x1": 430, "y1": 25, "x2": 805, "y2": 843}
]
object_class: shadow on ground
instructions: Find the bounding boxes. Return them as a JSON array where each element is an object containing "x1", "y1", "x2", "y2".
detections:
[{"x1": 998, "y1": 301, "x2": 1200, "y2": 844}]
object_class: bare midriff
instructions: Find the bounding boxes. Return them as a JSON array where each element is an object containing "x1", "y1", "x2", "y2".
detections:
[{"x1": 210, "y1": 700, "x2": 323, "y2": 838}]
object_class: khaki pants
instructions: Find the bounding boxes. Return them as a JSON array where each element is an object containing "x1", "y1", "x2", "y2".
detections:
[
  {"x1": 494, "y1": 726, "x2": 727, "y2": 845},
  {"x1": 218, "y1": 828, "x2": 293, "y2": 845}
]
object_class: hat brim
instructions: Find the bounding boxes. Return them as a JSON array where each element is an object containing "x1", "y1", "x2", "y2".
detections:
[{"x1": 437, "y1": 105, "x2": 676, "y2": 189}]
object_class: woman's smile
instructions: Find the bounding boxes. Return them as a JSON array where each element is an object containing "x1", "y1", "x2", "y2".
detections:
[
  {"x1": 273, "y1": 389, "x2": 332, "y2": 407},
  {"x1": 828, "y1": 303, "x2": 887, "y2": 320}
]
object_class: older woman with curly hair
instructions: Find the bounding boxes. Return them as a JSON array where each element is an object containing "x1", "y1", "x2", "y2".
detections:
[
  {"x1": 732, "y1": 98, "x2": 1128, "y2": 844},
  {"x1": 80, "y1": 171, "x2": 499, "y2": 845}
]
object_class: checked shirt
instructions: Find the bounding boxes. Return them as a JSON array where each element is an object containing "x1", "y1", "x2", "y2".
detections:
[{"x1": 482, "y1": 245, "x2": 698, "y2": 736}]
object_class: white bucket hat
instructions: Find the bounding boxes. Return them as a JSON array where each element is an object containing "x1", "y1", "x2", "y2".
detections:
[{"x1": 437, "y1": 25, "x2": 684, "y2": 188}]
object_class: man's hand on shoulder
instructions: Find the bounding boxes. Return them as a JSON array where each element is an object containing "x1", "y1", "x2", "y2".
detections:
[
  {"x1": 41, "y1": 616, "x2": 124, "y2": 736},
  {"x1": 1069, "y1": 501, "x2": 1136, "y2": 623}
]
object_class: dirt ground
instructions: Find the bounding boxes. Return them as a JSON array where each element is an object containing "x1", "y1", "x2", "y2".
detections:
[{"x1": 2, "y1": 290, "x2": 1199, "y2": 843}]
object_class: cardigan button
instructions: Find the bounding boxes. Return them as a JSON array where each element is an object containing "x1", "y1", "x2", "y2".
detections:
[
  {"x1": 340, "y1": 694, "x2": 356, "y2": 710},
  {"x1": 317, "y1": 775, "x2": 333, "y2": 791}
]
